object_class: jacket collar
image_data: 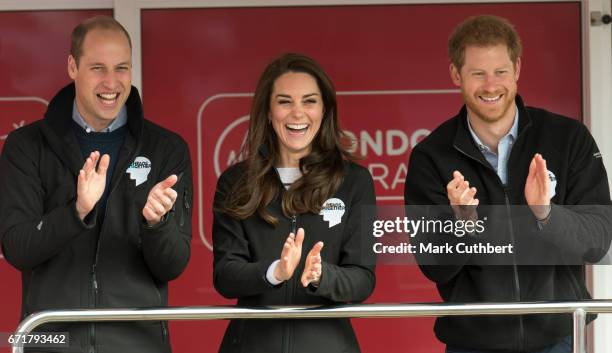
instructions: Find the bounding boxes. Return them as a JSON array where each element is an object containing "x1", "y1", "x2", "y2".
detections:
[
  {"x1": 40, "y1": 82, "x2": 144, "y2": 176},
  {"x1": 453, "y1": 94, "x2": 532, "y2": 162},
  {"x1": 44, "y1": 82, "x2": 144, "y2": 140}
]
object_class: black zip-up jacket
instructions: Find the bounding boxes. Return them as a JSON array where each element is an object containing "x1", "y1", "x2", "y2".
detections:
[
  {"x1": 0, "y1": 83, "x2": 193, "y2": 353},
  {"x1": 212, "y1": 161, "x2": 376, "y2": 353},
  {"x1": 404, "y1": 95, "x2": 612, "y2": 351}
]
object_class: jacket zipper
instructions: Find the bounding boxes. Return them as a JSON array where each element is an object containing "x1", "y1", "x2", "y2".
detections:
[
  {"x1": 453, "y1": 144, "x2": 525, "y2": 352},
  {"x1": 88, "y1": 179, "x2": 116, "y2": 353},
  {"x1": 89, "y1": 269, "x2": 97, "y2": 353},
  {"x1": 89, "y1": 223, "x2": 99, "y2": 353},
  {"x1": 283, "y1": 214, "x2": 298, "y2": 353},
  {"x1": 274, "y1": 166, "x2": 298, "y2": 353},
  {"x1": 89, "y1": 145, "x2": 141, "y2": 353},
  {"x1": 155, "y1": 287, "x2": 168, "y2": 342},
  {"x1": 503, "y1": 188, "x2": 525, "y2": 352},
  {"x1": 290, "y1": 215, "x2": 297, "y2": 234},
  {"x1": 179, "y1": 188, "x2": 189, "y2": 227},
  {"x1": 161, "y1": 321, "x2": 168, "y2": 342}
]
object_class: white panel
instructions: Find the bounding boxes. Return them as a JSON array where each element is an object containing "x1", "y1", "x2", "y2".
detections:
[{"x1": 114, "y1": 0, "x2": 142, "y2": 94}]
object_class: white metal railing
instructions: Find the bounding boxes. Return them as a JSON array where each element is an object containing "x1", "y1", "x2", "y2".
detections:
[{"x1": 12, "y1": 300, "x2": 612, "y2": 353}]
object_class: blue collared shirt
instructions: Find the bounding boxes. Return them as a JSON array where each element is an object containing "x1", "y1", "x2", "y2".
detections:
[
  {"x1": 72, "y1": 100, "x2": 128, "y2": 133},
  {"x1": 467, "y1": 107, "x2": 519, "y2": 185}
]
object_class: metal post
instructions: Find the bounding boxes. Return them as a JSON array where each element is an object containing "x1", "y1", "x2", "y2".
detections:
[{"x1": 573, "y1": 308, "x2": 587, "y2": 353}]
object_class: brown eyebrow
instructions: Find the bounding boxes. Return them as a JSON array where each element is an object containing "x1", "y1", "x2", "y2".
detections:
[
  {"x1": 87, "y1": 62, "x2": 131, "y2": 67},
  {"x1": 274, "y1": 93, "x2": 319, "y2": 99}
]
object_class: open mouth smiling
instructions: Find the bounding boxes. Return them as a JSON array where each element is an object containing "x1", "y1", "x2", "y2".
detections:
[
  {"x1": 286, "y1": 123, "x2": 309, "y2": 133},
  {"x1": 479, "y1": 94, "x2": 502, "y2": 103},
  {"x1": 97, "y1": 92, "x2": 119, "y2": 106}
]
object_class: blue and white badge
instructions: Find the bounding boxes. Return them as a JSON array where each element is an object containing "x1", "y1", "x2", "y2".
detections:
[
  {"x1": 319, "y1": 198, "x2": 346, "y2": 228},
  {"x1": 127, "y1": 156, "x2": 152, "y2": 186},
  {"x1": 547, "y1": 170, "x2": 557, "y2": 199}
]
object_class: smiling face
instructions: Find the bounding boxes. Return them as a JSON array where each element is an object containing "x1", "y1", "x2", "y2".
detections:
[
  {"x1": 68, "y1": 28, "x2": 132, "y2": 131},
  {"x1": 451, "y1": 44, "x2": 520, "y2": 124},
  {"x1": 269, "y1": 71, "x2": 324, "y2": 167}
]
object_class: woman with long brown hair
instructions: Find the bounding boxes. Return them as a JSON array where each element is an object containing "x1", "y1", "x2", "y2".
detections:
[{"x1": 212, "y1": 53, "x2": 376, "y2": 353}]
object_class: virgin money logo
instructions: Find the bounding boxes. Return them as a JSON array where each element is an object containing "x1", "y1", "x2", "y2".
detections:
[
  {"x1": 1, "y1": 120, "x2": 26, "y2": 140},
  {"x1": 213, "y1": 115, "x2": 249, "y2": 177},
  {"x1": 197, "y1": 93, "x2": 252, "y2": 251},
  {"x1": 0, "y1": 97, "x2": 48, "y2": 151}
]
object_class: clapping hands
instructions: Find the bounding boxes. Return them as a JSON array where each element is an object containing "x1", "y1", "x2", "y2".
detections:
[{"x1": 273, "y1": 227, "x2": 324, "y2": 287}]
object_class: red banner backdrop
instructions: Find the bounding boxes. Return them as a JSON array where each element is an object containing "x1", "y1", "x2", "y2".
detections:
[
  {"x1": 141, "y1": 3, "x2": 581, "y2": 352},
  {"x1": 0, "y1": 3, "x2": 580, "y2": 353}
]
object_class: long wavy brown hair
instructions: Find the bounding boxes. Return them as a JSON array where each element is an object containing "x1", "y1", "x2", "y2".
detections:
[{"x1": 220, "y1": 53, "x2": 353, "y2": 225}]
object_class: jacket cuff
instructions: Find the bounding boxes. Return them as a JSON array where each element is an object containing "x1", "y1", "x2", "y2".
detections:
[
  {"x1": 261, "y1": 259, "x2": 283, "y2": 288},
  {"x1": 536, "y1": 204, "x2": 554, "y2": 230},
  {"x1": 70, "y1": 200, "x2": 96, "y2": 229},
  {"x1": 141, "y1": 212, "x2": 173, "y2": 233},
  {"x1": 305, "y1": 261, "x2": 331, "y2": 296},
  {"x1": 265, "y1": 259, "x2": 283, "y2": 285}
]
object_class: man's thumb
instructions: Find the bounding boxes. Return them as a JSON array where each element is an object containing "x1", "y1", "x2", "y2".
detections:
[{"x1": 158, "y1": 174, "x2": 178, "y2": 189}]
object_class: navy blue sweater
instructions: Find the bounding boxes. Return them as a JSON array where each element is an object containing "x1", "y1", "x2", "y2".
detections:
[{"x1": 72, "y1": 121, "x2": 128, "y2": 222}]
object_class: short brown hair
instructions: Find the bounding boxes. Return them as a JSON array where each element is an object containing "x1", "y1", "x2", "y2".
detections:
[
  {"x1": 70, "y1": 15, "x2": 132, "y2": 66},
  {"x1": 449, "y1": 15, "x2": 522, "y2": 69}
]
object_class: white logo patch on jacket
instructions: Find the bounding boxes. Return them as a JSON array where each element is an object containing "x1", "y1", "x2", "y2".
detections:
[
  {"x1": 320, "y1": 198, "x2": 345, "y2": 228},
  {"x1": 547, "y1": 170, "x2": 557, "y2": 199},
  {"x1": 127, "y1": 156, "x2": 151, "y2": 186}
]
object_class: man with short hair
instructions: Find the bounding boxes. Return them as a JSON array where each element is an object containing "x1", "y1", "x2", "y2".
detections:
[
  {"x1": 0, "y1": 16, "x2": 192, "y2": 353},
  {"x1": 404, "y1": 15, "x2": 611, "y2": 353}
]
